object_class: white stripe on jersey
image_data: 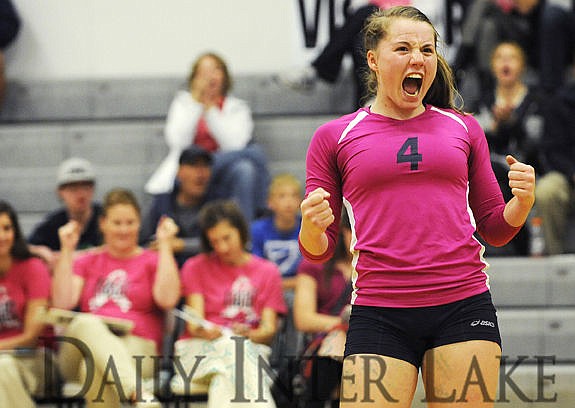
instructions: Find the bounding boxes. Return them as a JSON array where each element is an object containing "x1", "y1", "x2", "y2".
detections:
[
  {"x1": 343, "y1": 197, "x2": 360, "y2": 305},
  {"x1": 338, "y1": 110, "x2": 369, "y2": 144},
  {"x1": 430, "y1": 106, "x2": 469, "y2": 133}
]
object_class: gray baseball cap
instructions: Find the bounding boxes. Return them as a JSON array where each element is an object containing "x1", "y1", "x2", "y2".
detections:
[{"x1": 57, "y1": 157, "x2": 96, "y2": 187}]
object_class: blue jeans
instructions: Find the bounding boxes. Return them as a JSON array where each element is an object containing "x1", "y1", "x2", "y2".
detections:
[{"x1": 209, "y1": 143, "x2": 270, "y2": 222}]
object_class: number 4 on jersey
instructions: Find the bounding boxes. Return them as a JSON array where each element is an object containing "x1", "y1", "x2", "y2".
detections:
[{"x1": 396, "y1": 137, "x2": 422, "y2": 170}]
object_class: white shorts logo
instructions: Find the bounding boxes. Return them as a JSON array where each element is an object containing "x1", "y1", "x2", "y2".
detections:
[{"x1": 471, "y1": 319, "x2": 495, "y2": 328}]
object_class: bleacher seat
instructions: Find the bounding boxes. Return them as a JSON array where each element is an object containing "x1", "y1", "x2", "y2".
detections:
[
  {"x1": 0, "y1": 75, "x2": 354, "y2": 123},
  {"x1": 488, "y1": 255, "x2": 575, "y2": 307},
  {"x1": 489, "y1": 255, "x2": 575, "y2": 362}
]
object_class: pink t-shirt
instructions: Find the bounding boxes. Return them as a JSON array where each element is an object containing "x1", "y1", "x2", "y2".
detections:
[
  {"x1": 74, "y1": 250, "x2": 165, "y2": 348},
  {"x1": 302, "y1": 106, "x2": 520, "y2": 308},
  {"x1": 180, "y1": 253, "x2": 287, "y2": 338},
  {"x1": 0, "y1": 257, "x2": 51, "y2": 339},
  {"x1": 370, "y1": 0, "x2": 411, "y2": 8}
]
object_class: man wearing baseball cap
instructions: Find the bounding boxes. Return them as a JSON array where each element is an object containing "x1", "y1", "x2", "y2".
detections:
[
  {"x1": 141, "y1": 146, "x2": 213, "y2": 266},
  {"x1": 28, "y1": 157, "x2": 103, "y2": 267}
]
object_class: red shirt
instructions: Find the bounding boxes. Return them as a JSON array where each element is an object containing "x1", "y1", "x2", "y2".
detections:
[{"x1": 0, "y1": 257, "x2": 50, "y2": 339}]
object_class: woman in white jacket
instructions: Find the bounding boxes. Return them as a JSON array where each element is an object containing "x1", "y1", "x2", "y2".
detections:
[{"x1": 146, "y1": 52, "x2": 270, "y2": 221}]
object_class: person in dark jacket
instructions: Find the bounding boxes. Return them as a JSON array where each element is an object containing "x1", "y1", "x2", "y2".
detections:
[
  {"x1": 535, "y1": 82, "x2": 575, "y2": 254},
  {"x1": 474, "y1": 41, "x2": 544, "y2": 255},
  {"x1": 28, "y1": 157, "x2": 102, "y2": 269},
  {"x1": 141, "y1": 146, "x2": 214, "y2": 266},
  {"x1": 0, "y1": 0, "x2": 20, "y2": 107}
]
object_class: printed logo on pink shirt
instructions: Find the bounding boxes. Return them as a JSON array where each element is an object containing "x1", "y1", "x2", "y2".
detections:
[
  {"x1": 89, "y1": 269, "x2": 132, "y2": 313},
  {"x1": 0, "y1": 286, "x2": 19, "y2": 329},
  {"x1": 222, "y1": 276, "x2": 258, "y2": 326}
]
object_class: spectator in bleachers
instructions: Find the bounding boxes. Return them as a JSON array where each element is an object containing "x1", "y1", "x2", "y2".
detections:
[
  {"x1": 28, "y1": 157, "x2": 102, "y2": 269},
  {"x1": 454, "y1": 0, "x2": 575, "y2": 98},
  {"x1": 250, "y1": 173, "x2": 304, "y2": 384},
  {"x1": 276, "y1": 0, "x2": 412, "y2": 108},
  {"x1": 141, "y1": 146, "x2": 213, "y2": 267},
  {"x1": 507, "y1": 0, "x2": 575, "y2": 94},
  {"x1": 452, "y1": 0, "x2": 514, "y2": 92},
  {"x1": 474, "y1": 41, "x2": 544, "y2": 255},
  {"x1": 170, "y1": 200, "x2": 286, "y2": 408},
  {"x1": 145, "y1": 52, "x2": 270, "y2": 222},
  {"x1": 52, "y1": 188, "x2": 180, "y2": 408},
  {"x1": 293, "y1": 211, "x2": 352, "y2": 408},
  {"x1": 0, "y1": 0, "x2": 20, "y2": 109},
  {"x1": 0, "y1": 200, "x2": 54, "y2": 408},
  {"x1": 251, "y1": 173, "x2": 303, "y2": 292},
  {"x1": 535, "y1": 80, "x2": 575, "y2": 255}
]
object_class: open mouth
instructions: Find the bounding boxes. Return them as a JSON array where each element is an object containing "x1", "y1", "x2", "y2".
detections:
[{"x1": 402, "y1": 74, "x2": 423, "y2": 96}]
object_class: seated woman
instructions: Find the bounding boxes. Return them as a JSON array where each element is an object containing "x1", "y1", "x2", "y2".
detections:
[
  {"x1": 293, "y1": 212, "x2": 352, "y2": 408},
  {"x1": 171, "y1": 200, "x2": 286, "y2": 408},
  {"x1": 52, "y1": 188, "x2": 180, "y2": 408},
  {"x1": 474, "y1": 41, "x2": 543, "y2": 255},
  {"x1": 0, "y1": 200, "x2": 54, "y2": 408},
  {"x1": 145, "y1": 52, "x2": 270, "y2": 222}
]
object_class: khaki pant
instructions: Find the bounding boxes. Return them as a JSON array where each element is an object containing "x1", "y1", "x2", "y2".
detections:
[
  {"x1": 535, "y1": 171, "x2": 574, "y2": 255},
  {"x1": 57, "y1": 314, "x2": 157, "y2": 408},
  {"x1": 171, "y1": 336, "x2": 276, "y2": 408},
  {"x1": 0, "y1": 348, "x2": 56, "y2": 408}
]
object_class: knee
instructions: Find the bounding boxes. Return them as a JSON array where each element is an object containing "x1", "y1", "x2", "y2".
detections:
[
  {"x1": 0, "y1": 353, "x2": 17, "y2": 367},
  {"x1": 0, "y1": 354, "x2": 18, "y2": 379},
  {"x1": 535, "y1": 172, "x2": 567, "y2": 205},
  {"x1": 67, "y1": 313, "x2": 107, "y2": 336},
  {"x1": 229, "y1": 159, "x2": 257, "y2": 181},
  {"x1": 535, "y1": 184, "x2": 555, "y2": 206}
]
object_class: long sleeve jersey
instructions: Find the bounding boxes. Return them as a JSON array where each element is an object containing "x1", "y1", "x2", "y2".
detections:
[{"x1": 301, "y1": 105, "x2": 520, "y2": 308}]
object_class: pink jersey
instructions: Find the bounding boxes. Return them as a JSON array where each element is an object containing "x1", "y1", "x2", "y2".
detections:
[
  {"x1": 302, "y1": 105, "x2": 520, "y2": 308},
  {"x1": 0, "y1": 257, "x2": 51, "y2": 339},
  {"x1": 74, "y1": 250, "x2": 165, "y2": 347},
  {"x1": 370, "y1": 0, "x2": 411, "y2": 8},
  {"x1": 180, "y1": 253, "x2": 287, "y2": 338}
]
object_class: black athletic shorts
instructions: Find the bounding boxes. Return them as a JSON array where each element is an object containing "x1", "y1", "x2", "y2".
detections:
[{"x1": 344, "y1": 291, "x2": 501, "y2": 368}]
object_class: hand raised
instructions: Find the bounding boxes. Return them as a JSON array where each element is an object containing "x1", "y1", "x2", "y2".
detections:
[
  {"x1": 58, "y1": 220, "x2": 81, "y2": 251},
  {"x1": 506, "y1": 155, "x2": 535, "y2": 207},
  {"x1": 300, "y1": 187, "x2": 335, "y2": 234},
  {"x1": 155, "y1": 216, "x2": 179, "y2": 242}
]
